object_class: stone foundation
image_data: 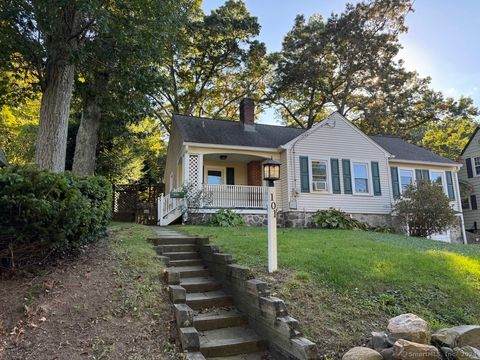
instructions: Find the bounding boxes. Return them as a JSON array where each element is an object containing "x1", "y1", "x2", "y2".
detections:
[
  {"x1": 187, "y1": 211, "x2": 269, "y2": 227},
  {"x1": 281, "y1": 211, "x2": 392, "y2": 229}
]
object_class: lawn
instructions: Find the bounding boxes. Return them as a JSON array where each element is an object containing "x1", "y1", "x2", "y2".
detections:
[{"x1": 174, "y1": 225, "x2": 480, "y2": 357}]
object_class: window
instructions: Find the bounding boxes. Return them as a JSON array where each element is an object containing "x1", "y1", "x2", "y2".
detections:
[
  {"x1": 430, "y1": 171, "x2": 444, "y2": 186},
  {"x1": 207, "y1": 170, "x2": 223, "y2": 185},
  {"x1": 462, "y1": 197, "x2": 470, "y2": 210},
  {"x1": 353, "y1": 162, "x2": 369, "y2": 194},
  {"x1": 399, "y1": 169, "x2": 414, "y2": 193},
  {"x1": 475, "y1": 157, "x2": 480, "y2": 175},
  {"x1": 311, "y1": 160, "x2": 328, "y2": 192}
]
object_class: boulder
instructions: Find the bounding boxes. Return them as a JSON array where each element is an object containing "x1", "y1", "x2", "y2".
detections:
[
  {"x1": 432, "y1": 325, "x2": 480, "y2": 349},
  {"x1": 370, "y1": 331, "x2": 392, "y2": 351},
  {"x1": 387, "y1": 313, "x2": 430, "y2": 344},
  {"x1": 439, "y1": 346, "x2": 455, "y2": 360},
  {"x1": 342, "y1": 347, "x2": 383, "y2": 360},
  {"x1": 454, "y1": 346, "x2": 480, "y2": 360},
  {"x1": 392, "y1": 339, "x2": 440, "y2": 360},
  {"x1": 380, "y1": 347, "x2": 394, "y2": 360}
]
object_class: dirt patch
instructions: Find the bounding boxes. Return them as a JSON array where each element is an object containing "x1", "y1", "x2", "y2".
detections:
[{"x1": 0, "y1": 234, "x2": 181, "y2": 360}]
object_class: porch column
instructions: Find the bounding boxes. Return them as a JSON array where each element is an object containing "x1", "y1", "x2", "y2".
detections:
[{"x1": 184, "y1": 153, "x2": 203, "y2": 190}]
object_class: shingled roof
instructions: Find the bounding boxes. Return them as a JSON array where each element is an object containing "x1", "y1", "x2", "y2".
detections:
[
  {"x1": 370, "y1": 135, "x2": 457, "y2": 165},
  {"x1": 174, "y1": 114, "x2": 305, "y2": 148},
  {"x1": 173, "y1": 114, "x2": 456, "y2": 165}
]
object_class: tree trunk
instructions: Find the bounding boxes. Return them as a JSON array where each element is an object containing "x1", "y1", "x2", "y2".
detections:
[
  {"x1": 35, "y1": 61, "x2": 75, "y2": 172},
  {"x1": 72, "y1": 96, "x2": 102, "y2": 176}
]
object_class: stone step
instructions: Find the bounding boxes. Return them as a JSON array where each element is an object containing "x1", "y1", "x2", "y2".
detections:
[
  {"x1": 194, "y1": 309, "x2": 248, "y2": 331},
  {"x1": 170, "y1": 259, "x2": 204, "y2": 267},
  {"x1": 181, "y1": 277, "x2": 222, "y2": 293},
  {"x1": 186, "y1": 291, "x2": 233, "y2": 310},
  {"x1": 165, "y1": 251, "x2": 201, "y2": 260},
  {"x1": 199, "y1": 326, "x2": 267, "y2": 358},
  {"x1": 160, "y1": 244, "x2": 199, "y2": 253},
  {"x1": 173, "y1": 265, "x2": 209, "y2": 278},
  {"x1": 149, "y1": 237, "x2": 198, "y2": 245}
]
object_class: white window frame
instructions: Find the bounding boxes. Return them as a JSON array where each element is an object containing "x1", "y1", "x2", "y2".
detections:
[
  {"x1": 429, "y1": 170, "x2": 447, "y2": 195},
  {"x1": 205, "y1": 166, "x2": 225, "y2": 185},
  {"x1": 309, "y1": 159, "x2": 330, "y2": 193},
  {"x1": 399, "y1": 168, "x2": 415, "y2": 194},
  {"x1": 474, "y1": 157, "x2": 480, "y2": 176},
  {"x1": 351, "y1": 161, "x2": 371, "y2": 195}
]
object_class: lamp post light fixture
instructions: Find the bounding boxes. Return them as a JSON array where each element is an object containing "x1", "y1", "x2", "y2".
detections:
[{"x1": 263, "y1": 158, "x2": 280, "y2": 273}]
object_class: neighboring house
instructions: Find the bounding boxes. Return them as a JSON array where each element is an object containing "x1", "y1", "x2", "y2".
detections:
[
  {"x1": 459, "y1": 127, "x2": 480, "y2": 233},
  {"x1": 161, "y1": 98, "x2": 465, "y2": 243},
  {"x1": 0, "y1": 148, "x2": 8, "y2": 167}
]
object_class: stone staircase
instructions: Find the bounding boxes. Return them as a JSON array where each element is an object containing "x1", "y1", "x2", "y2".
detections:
[{"x1": 152, "y1": 233, "x2": 269, "y2": 359}]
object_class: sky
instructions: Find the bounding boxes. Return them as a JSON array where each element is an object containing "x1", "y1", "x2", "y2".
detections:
[{"x1": 203, "y1": 0, "x2": 480, "y2": 125}]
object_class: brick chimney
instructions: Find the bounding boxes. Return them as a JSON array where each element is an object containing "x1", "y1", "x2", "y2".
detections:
[{"x1": 240, "y1": 98, "x2": 255, "y2": 131}]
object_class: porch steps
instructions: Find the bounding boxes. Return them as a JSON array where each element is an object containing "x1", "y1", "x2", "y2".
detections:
[
  {"x1": 156, "y1": 229, "x2": 268, "y2": 359},
  {"x1": 149, "y1": 237, "x2": 199, "y2": 245}
]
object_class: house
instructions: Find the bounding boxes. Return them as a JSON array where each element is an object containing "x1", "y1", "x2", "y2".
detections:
[
  {"x1": 161, "y1": 98, "x2": 465, "y2": 243},
  {"x1": 0, "y1": 147, "x2": 8, "y2": 167},
  {"x1": 458, "y1": 127, "x2": 480, "y2": 234}
]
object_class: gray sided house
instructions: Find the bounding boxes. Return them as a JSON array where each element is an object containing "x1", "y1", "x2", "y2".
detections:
[
  {"x1": 161, "y1": 99, "x2": 465, "y2": 243},
  {"x1": 0, "y1": 148, "x2": 8, "y2": 167},
  {"x1": 459, "y1": 127, "x2": 480, "y2": 233}
]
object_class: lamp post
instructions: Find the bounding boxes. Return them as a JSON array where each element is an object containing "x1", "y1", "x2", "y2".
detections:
[{"x1": 263, "y1": 159, "x2": 280, "y2": 273}]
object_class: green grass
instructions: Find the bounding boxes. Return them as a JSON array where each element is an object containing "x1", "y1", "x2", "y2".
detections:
[{"x1": 173, "y1": 225, "x2": 480, "y2": 354}]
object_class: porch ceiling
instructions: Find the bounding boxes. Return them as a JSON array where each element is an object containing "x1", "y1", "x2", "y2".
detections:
[{"x1": 203, "y1": 153, "x2": 267, "y2": 163}]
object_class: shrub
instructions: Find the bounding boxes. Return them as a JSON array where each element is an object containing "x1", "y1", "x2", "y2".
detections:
[
  {"x1": 0, "y1": 166, "x2": 112, "y2": 270},
  {"x1": 312, "y1": 208, "x2": 365, "y2": 230},
  {"x1": 394, "y1": 181, "x2": 457, "y2": 237},
  {"x1": 209, "y1": 209, "x2": 244, "y2": 227}
]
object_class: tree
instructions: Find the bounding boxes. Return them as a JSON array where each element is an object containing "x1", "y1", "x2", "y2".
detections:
[
  {"x1": 151, "y1": 0, "x2": 269, "y2": 132},
  {"x1": 269, "y1": 0, "x2": 412, "y2": 128},
  {"x1": 0, "y1": 1, "x2": 107, "y2": 172},
  {"x1": 71, "y1": 0, "x2": 191, "y2": 175},
  {"x1": 394, "y1": 181, "x2": 457, "y2": 238}
]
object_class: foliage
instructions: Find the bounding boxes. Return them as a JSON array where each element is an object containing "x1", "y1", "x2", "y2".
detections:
[
  {"x1": 312, "y1": 208, "x2": 365, "y2": 230},
  {"x1": 151, "y1": 0, "x2": 270, "y2": 132},
  {"x1": 179, "y1": 183, "x2": 213, "y2": 214},
  {"x1": 394, "y1": 181, "x2": 457, "y2": 238},
  {"x1": 209, "y1": 209, "x2": 244, "y2": 227},
  {"x1": 0, "y1": 166, "x2": 112, "y2": 270}
]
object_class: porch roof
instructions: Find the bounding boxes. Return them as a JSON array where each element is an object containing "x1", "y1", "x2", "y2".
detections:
[{"x1": 173, "y1": 114, "x2": 305, "y2": 149}]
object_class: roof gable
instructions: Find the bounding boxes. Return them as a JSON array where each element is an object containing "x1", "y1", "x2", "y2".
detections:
[{"x1": 460, "y1": 127, "x2": 480, "y2": 157}]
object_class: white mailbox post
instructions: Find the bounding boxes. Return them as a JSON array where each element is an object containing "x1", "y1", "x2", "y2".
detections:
[{"x1": 263, "y1": 159, "x2": 281, "y2": 273}]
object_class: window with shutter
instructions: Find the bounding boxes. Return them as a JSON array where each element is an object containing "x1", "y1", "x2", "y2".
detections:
[
  {"x1": 331, "y1": 159, "x2": 341, "y2": 194},
  {"x1": 299, "y1": 156, "x2": 310, "y2": 193},
  {"x1": 371, "y1": 162, "x2": 381, "y2": 196},
  {"x1": 342, "y1": 159, "x2": 352, "y2": 194},
  {"x1": 391, "y1": 167, "x2": 400, "y2": 199},
  {"x1": 445, "y1": 171, "x2": 455, "y2": 200}
]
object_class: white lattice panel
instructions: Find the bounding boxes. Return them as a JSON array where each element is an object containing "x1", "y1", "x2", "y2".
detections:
[{"x1": 188, "y1": 154, "x2": 200, "y2": 187}]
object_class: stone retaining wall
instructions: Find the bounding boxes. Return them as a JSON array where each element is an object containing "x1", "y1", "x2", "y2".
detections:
[{"x1": 199, "y1": 243, "x2": 318, "y2": 359}]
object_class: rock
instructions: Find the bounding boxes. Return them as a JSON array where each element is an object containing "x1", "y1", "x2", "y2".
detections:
[
  {"x1": 392, "y1": 339, "x2": 440, "y2": 360},
  {"x1": 342, "y1": 346, "x2": 383, "y2": 360},
  {"x1": 454, "y1": 346, "x2": 480, "y2": 360},
  {"x1": 387, "y1": 313, "x2": 430, "y2": 344},
  {"x1": 370, "y1": 331, "x2": 392, "y2": 351},
  {"x1": 432, "y1": 325, "x2": 480, "y2": 349},
  {"x1": 439, "y1": 346, "x2": 455, "y2": 360},
  {"x1": 380, "y1": 347, "x2": 394, "y2": 360}
]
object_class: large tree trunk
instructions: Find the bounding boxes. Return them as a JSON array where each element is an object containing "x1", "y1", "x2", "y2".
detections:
[
  {"x1": 34, "y1": 61, "x2": 76, "y2": 172},
  {"x1": 72, "y1": 96, "x2": 102, "y2": 176}
]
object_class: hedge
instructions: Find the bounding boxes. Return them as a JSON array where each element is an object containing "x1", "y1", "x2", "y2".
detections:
[{"x1": 0, "y1": 166, "x2": 112, "y2": 271}]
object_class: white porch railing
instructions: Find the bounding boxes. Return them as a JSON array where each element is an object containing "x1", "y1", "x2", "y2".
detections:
[
  {"x1": 202, "y1": 184, "x2": 268, "y2": 209},
  {"x1": 158, "y1": 191, "x2": 184, "y2": 225}
]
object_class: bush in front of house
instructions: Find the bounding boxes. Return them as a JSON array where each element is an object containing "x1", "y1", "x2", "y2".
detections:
[
  {"x1": 312, "y1": 208, "x2": 366, "y2": 230},
  {"x1": 209, "y1": 209, "x2": 244, "y2": 227},
  {"x1": 0, "y1": 166, "x2": 112, "y2": 270},
  {"x1": 394, "y1": 181, "x2": 457, "y2": 238}
]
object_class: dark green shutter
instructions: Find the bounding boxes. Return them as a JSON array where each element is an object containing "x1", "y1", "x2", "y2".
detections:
[
  {"x1": 446, "y1": 171, "x2": 455, "y2": 200},
  {"x1": 471, "y1": 195, "x2": 478, "y2": 210},
  {"x1": 391, "y1": 167, "x2": 400, "y2": 199},
  {"x1": 466, "y1": 158, "x2": 473, "y2": 178},
  {"x1": 226, "y1": 167, "x2": 235, "y2": 185},
  {"x1": 415, "y1": 169, "x2": 423, "y2": 181},
  {"x1": 331, "y1": 159, "x2": 341, "y2": 194},
  {"x1": 371, "y1": 162, "x2": 381, "y2": 196},
  {"x1": 300, "y1": 156, "x2": 310, "y2": 193},
  {"x1": 422, "y1": 170, "x2": 430, "y2": 181},
  {"x1": 342, "y1": 159, "x2": 352, "y2": 194}
]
